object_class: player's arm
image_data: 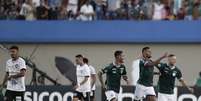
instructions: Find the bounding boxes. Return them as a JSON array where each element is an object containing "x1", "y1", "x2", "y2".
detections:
[
  {"x1": 122, "y1": 75, "x2": 129, "y2": 85},
  {"x1": 122, "y1": 66, "x2": 129, "y2": 85},
  {"x1": 98, "y1": 71, "x2": 105, "y2": 89},
  {"x1": 145, "y1": 53, "x2": 168, "y2": 67},
  {"x1": 80, "y1": 76, "x2": 90, "y2": 86},
  {"x1": 8, "y1": 69, "x2": 26, "y2": 80},
  {"x1": 179, "y1": 79, "x2": 194, "y2": 93},
  {"x1": 177, "y1": 70, "x2": 194, "y2": 93},
  {"x1": 1, "y1": 72, "x2": 9, "y2": 87},
  {"x1": 91, "y1": 74, "x2": 96, "y2": 88}
]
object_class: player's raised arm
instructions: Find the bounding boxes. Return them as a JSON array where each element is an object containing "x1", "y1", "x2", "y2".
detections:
[{"x1": 144, "y1": 52, "x2": 168, "y2": 67}]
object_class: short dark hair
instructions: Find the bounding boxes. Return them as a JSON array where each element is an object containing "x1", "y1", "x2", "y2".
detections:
[
  {"x1": 9, "y1": 45, "x2": 19, "y2": 51},
  {"x1": 168, "y1": 54, "x2": 176, "y2": 57},
  {"x1": 142, "y1": 47, "x2": 150, "y2": 53},
  {"x1": 83, "y1": 58, "x2": 89, "y2": 64},
  {"x1": 75, "y1": 54, "x2": 83, "y2": 58},
  {"x1": 114, "y1": 50, "x2": 123, "y2": 57}
]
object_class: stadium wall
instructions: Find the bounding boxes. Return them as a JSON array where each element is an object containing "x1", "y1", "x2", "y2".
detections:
[{"x1": 0, "y1": 21, "x2": 201, "y2": 101}]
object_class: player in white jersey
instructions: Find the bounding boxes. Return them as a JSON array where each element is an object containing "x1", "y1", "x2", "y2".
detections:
[
  {"x1": 83, "y1": 57, "x2": 96, "y2": 101},
  {"x1": 73, "y1": 54, "x2": 91, "y2": 101},
  {"x1": 0, "y1": 46, "x2": 26, "y2": 101}
]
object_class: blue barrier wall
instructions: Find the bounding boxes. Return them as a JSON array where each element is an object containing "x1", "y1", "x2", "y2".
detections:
[{"x1": 0, "y1": 21, "x2": 201, "y2": 43}]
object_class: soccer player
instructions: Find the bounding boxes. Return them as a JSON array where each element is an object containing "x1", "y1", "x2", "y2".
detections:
[
  {"x1": 83, "y1": 58, "x2": 96, "y2": 101},
  {"x1": 73, "y1": 54, "x2": 91, "y2": 101},
  {"x1": 0, "y1": 46, "x2": 27, "y2": 101},
  {"x1": 134, "y1": 47, "x2": 167, "y2": 101},
  {"x1": 98, "y1": 50, "x2": 129, "y2": 101},
  {"x1": 157, "y1": 54, "x2": 193, "y2": 101}
]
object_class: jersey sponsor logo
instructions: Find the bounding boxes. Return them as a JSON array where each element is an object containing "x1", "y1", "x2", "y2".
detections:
[{"x1": 112, "y1": 68, "x2": 117, "y2": 73}]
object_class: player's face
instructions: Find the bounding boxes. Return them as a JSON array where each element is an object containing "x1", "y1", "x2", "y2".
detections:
[
  {"x1": 9, "y1": 49, "x2": 18, "y2": 59},
  {"x1": 168, "y1": 56, "x2": 176, "y2": 65},
  {"x1": 116, "y1": 53, "x2": 124, "y2": 63},
  {"x1": 143, "y1": 49, "x2": 152, "y2": 58},
  {"x1": 75, "y1": 57, "x2": 82, "y2": 65}
]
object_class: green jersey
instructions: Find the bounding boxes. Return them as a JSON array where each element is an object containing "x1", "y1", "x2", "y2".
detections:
[
  {"x1": 101, "y1": 63, "x2": 127, "y2": 93},
  {"x1": 138, "y1": 59, "x2": 154, "y2": 87},
  {"x1": 195, "y1": 77, "x2": 201, "y2": 87},
  {"x1": 157, "y1": 63, "x2": 182, "y2": 94}
]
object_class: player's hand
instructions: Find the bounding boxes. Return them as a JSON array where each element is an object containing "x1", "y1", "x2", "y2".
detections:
[
  {"x1": 126, "y1": 80, "x2": 130, "y2": 85},
  {"x1": 101, "y1": 85, "x2": 106, "y2": 91},
  {"x1": 7, "y1": 76, "x2": 12, "y2": 80},
  {"x1": 73, "y1": 84, "x2": 79, "y2": 90},
  {"x1": 162, "y1": 52, "x2": 168, "y2": 58}
]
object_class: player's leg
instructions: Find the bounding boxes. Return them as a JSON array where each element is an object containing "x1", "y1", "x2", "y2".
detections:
[
  {"x1": 90, "y1": 90, "x2": 95, "y2": 101},
  {"x1": 134, "y1": 84, "x2": 146, "y2": 100},
  {"x1": 4, "y1": 90, "x2": 15, "y2": 101},
  {"x1": 145, "y1": 86, "x2": 156, "y2": 101},
  {"x1": 158, "y1": 93, "x2": 168, "y2": 101},
  {"x1": 83, "y1": 92, "x2": 90, "y2": 101},
  {"x1": 105, "y1": 90, "x2": 117, "y2": 101},
  {"x1": 73, "y1": 91, "x2": 82, "y2": 101},
  {"x1": 15, "y1": 91, "x2": 25, "y2": 101},
  {"x1": 146, "y1": 95, "x2": 156, "y2": 101}
]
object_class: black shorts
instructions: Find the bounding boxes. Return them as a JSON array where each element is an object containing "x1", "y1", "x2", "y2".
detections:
[
  {"x1": 90, "y1": 90, "x2": 95, "y2": 99},
  {"x1": 5, "y1": 90, "x2": 24, "y2": 101},
  {"x1": 73, "y1": 91, "x2": 90, "y2": 101}
]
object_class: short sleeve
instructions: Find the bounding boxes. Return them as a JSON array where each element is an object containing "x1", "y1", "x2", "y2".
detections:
[
  {"x1": 121, "y1": 66, "x2": 127, "y2": 76},
  {"x1": 176, "y1": 69, "x2": 182, "y2": 80},
  {"x1": 82, "y1": 65, "x2": 90, "y2": 77},
  {"x1": 90, "y1": 66, "x2": 96, "y2": 75},
  {"x1": 101, "y1": 66, "x2": 109, "y2": 74},
  {"x1": 19, "y1": 59, "x2": 26, "y2": 70},
  {"x1": 89, "y1": 5, "x2": 94, "y2": 13}
]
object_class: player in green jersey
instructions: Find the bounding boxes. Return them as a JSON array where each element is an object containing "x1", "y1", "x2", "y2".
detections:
[{"x1": 98, "y1": 50, "x2": 129, "y2": 101}]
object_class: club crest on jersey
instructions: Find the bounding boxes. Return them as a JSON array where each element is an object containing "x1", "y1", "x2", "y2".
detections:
[
  {"x1": 120, "y1": 68, "x2": 124, "y2": 74},
  {"x1": 172, "y1": 71, "x2": 177, "y2": 77},
  {"x1": 15, "y1": 64, "x2": 19, "y2": 68}
]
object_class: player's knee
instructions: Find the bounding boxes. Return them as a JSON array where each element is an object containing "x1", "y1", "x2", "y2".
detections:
[
  {"x1": 146, "y1": 95, "x2": 156, "y2": 101},
  {"x1": 110, "y1": 98, "x2": 117, "y2": 101}
]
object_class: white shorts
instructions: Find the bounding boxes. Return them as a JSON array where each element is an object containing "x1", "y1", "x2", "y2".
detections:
[
  {"x1": 105, "y1": 90, "x2": 118, "y2": 101},
  {"x1": 158, "y1": 93, "x2": 175, "y2": 101},
  {"x1": 134, "y1": 83, "x2": 156, "y2": 100}
]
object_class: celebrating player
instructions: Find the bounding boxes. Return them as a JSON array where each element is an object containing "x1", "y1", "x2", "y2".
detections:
[
  {"x1": 98, "y1": 50, "x2": 129, "y2": 101},
  {"x1": 157, "y1": 54, "x2": 193, "y2": 101},
  {"x1": 134, "y1": 47, "x2": 167, "y2": 101},
  {"x1": 1, "y1": 46, "x2": 27, "y2": 101},
  {"x1": 83, "y1": 57, "x2": 96, "y2": 101},
  {"x1": 73, "y1": 54, "x2": 91, "y2": 101}
]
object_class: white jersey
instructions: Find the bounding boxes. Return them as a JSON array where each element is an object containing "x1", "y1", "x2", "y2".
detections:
[
  {"x1": 76, "y1": 64, "x2": 91, "y2": 92},
  {"x1": 68, "y1": 0, "x2": 78, "y2": 5},
  {"x1": 152, "y1": 3, "x2": 164, "y2": 20},
  {"x1": 89, "y1": 65, "x2": 96, "y2": 90},
  {"x1": 6, "y1": 57, "x2": 26, "y2": 92},
  {"x1": 79, "y1": 4, "x2": 94, "y2": 21}
]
